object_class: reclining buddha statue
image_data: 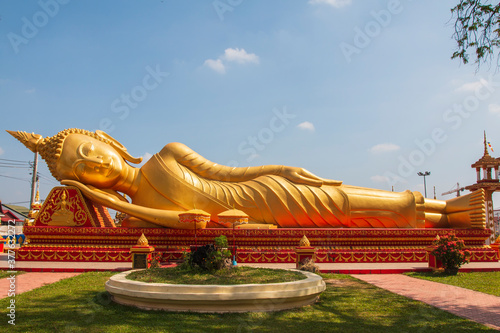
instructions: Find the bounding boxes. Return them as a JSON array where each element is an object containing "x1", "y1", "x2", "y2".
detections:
[{"x1": 8, "y1": 128, "x2": 485, "y2": 229}]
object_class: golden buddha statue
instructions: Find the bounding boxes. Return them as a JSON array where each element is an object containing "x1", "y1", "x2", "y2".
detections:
[{"x1": 8, "y1": 129, "x2": 485, "y2": 229}]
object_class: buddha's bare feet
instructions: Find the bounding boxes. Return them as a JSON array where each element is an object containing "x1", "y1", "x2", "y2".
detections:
[
  {"x1": 445, "y1": 189, "x2": 485, "y2": 228},
  {"x1": 424, "y1": 212, "x2": 449, "y2": 228}
]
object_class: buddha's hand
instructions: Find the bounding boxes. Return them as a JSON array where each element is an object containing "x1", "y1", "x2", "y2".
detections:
[
  {"x1": 280, "y1": 166, "x2": 342, "y2": 187},
  {"x1": 61, "y1": 180, "x2": 120, "y2": 205}
]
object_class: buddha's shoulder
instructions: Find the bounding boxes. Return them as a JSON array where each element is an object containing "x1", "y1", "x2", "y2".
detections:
[{"x1": 158, "y1": 142, "x2": 193, "y2": 157}]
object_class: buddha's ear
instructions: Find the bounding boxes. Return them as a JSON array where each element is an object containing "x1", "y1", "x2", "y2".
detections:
[{"x1": 95, "y1": 130, "x2": 142, "y2": 164}]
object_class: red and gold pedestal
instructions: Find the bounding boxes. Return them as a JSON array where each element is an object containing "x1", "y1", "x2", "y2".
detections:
[
  {"x1": 296, "y1": 247, "x2": 316, "y2": 268},
  {"x1": 16, "y1": 186, "x2": 499, "y2": 264},
  {"x1": 425, "y1": 246, "x2": 443, "y2": 270},
  {"x1": 130, "y1": 234, "x2": 155, "y2": 269},
  {"x1": 295, "y1": 235, "x2": 316, "y2": 268}
]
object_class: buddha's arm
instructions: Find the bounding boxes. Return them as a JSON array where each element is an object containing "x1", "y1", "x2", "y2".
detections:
[
  {"x1": 61, "y1": 180, "x2": 184, "y2": 228},
  {"x1": 164, "y1": 142, "x2": 342, "y2": 186}
]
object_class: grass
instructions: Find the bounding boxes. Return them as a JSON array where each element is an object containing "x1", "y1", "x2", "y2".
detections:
[
  {"x1": 0, "y1": 271, "x2": 496, "y2": 332},
  {"x1": 0, "y1": 270, "x2": 25, "y2": 279},
  {"x1": 127, "y1": 266, "x2": 306, "y2": 285},
  {"x1": 406, "y1": 271, "x2": 500, "y2": 297}
]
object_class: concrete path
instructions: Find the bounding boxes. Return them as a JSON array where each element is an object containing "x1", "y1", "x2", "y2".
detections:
[
  {"x1": 0, "y1": 272, "x2": 80, "y2": 298},
  {"x1": 353, "y1": 274, "x2": 500, "y2": 331}
]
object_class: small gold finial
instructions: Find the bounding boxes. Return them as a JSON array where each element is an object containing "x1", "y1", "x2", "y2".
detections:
[
  {"x1": 299, "y1": 235, "x2": 310, "y2": 247},
  {"x1": 435, "y1": 234, "x2": 440, "y2": 241},
  {"x1": 137, "y1": 233, "x2": 149, "y2": 246}
]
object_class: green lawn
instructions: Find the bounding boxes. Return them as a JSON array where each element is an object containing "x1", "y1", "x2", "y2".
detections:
[
  {"x1": 406, "y1": 271, "x2": 500, "y2": 297},
  {"x1": 127, "y1": 266, "x2": 306, "y2": 285},
  {"x1": 0, "y1": 271, "x2": 495, "y2": 332},
  {"x1": 0, "y1": 270, "x2": 25, "y2": 279}
]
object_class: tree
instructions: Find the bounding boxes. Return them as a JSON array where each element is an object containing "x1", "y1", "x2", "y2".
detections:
[{"x1": 451, "y1": 0, "x2": 500, "y2": 68}]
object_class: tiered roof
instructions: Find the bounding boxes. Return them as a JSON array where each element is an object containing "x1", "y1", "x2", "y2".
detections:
[{"x1": 471, "y1": 131, "x2": 500, "y2": 168}]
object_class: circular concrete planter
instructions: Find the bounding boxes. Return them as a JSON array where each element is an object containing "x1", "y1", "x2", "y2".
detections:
[{"x1": 105, "y1": 269, "x2": 326, "y2": 313}]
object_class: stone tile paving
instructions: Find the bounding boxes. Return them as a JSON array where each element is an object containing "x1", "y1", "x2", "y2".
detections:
[
  {"x1": 352, "y1": 274, "x2": 500, "y2": 331},
  {"x1": 0, "y1": 272, "x2": 80, "y2": 298}
]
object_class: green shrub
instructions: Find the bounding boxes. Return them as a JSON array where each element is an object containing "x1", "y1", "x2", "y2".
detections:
[
  {"x1": 431, "y1": 233, "x2": 471, "y2": 275},
  {"x1": 186, "y1": 235, "x2": 232, "y2": 272}
]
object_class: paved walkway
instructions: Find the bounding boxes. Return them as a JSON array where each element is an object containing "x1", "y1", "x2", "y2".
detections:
[
  {"x1": 0, "y1": 272, "x2": 80, "y2": 298},
  {"x1": 353, "y1": 274, "x2": 500, "y2": 331}
]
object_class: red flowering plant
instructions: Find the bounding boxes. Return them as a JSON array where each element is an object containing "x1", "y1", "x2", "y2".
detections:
[
  {"x1": 431, "y1": 233, "x2": 471, "y2": 275},
  {"x1": 148, "y1": 253, "x2": 163, "y2": 269}
]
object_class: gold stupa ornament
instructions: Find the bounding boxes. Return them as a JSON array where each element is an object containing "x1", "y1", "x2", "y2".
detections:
[
  {"x1": 28, "y1": 190, "x2": 42, "y2": 221},
  {"x1": 299, "y1": 235, "x2": 310, "y2": 247},
  {"x1": 137, "y1": 233, "x2": 149, "y2": 246}
]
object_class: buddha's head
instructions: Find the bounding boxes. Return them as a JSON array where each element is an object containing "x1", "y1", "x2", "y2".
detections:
[{"x1": 7, "y1": 129, "x2": 142, "y2": 188}]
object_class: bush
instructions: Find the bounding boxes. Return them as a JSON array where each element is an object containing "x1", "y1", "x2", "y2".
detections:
[
  {"x1": 187, "y1": 235, "x2": 232, "y2": 272},
  {"x1": 431, "y1": 233, "x2": 471, "y2": 275},
  {"x1": 148, "y1": 253, "x2": 163, "y2": 269},
  {"x1": 214, "y1": 235, "x2": 228, "y2": 248},
  {"x1": 191, "y1": 244, "x2": 216, "y2": 270}
]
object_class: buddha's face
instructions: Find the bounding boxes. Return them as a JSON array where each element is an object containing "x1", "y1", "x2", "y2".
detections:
[{"x1": 56, "y1": 134, "x2": 126, "y2": 188}]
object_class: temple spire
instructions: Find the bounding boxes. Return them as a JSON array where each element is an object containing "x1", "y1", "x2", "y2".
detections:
[{"x1": 484, "y1": 131, "x2": 489, "y2": 156}]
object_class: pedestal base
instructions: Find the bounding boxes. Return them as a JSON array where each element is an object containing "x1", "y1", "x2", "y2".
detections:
[
  {"x1": 130, "y1": 245, "x2": 155, "y2": 269},
  {"x1": 17, "y1": 227, "x2": 498, "y2": 263},
  {"x1": 295, "y1": 247, "x2": 316, "y2": 269}
]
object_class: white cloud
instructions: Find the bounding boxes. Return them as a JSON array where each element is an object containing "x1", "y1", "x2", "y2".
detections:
[
  {"x1": 0, "y1": 147, "x2": 4, "y2": 156},
  {"x1": 204, "y1": 59, "x2": 226, "y2": 74},
  {"x1": 371, "y1": 175, "x2": 389, "y2": 183},
  {"x1": 138, "y1": 152, "x2": 152, "y2": 166},
  {"x1": 489, "y1": 103, "x2": 500, "y2": 114},
  {"x1": 222, "y1": 48, "x2": 259, "y2": 64},
  {"x1": 247, "y1": 153, "x2": 260, "y2": 161},
  {"x1": 204, "y1": 48, "x2": 259, "y2": 73},
  {"x1": 309, "y1": 0, "x2": 352, "y2": 8},
  {"x1": 297, "y1": 121, "x2": 315, "y2": 132},
  {"x1": 455, "y1": 78, "x2": 490, "y2": 93},
  {"x1": 369, "y1": 143, "x2": 400, "y2": 154}
]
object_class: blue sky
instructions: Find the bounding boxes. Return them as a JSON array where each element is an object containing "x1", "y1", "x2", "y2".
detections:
[{"x1": 1, "y1": 0, "x2": 499, "y2": 208}]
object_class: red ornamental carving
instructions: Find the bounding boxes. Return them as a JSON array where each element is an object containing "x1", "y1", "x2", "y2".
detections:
[{"x1": 35, "y1": 186, "x2": 114, "y2": 228}]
